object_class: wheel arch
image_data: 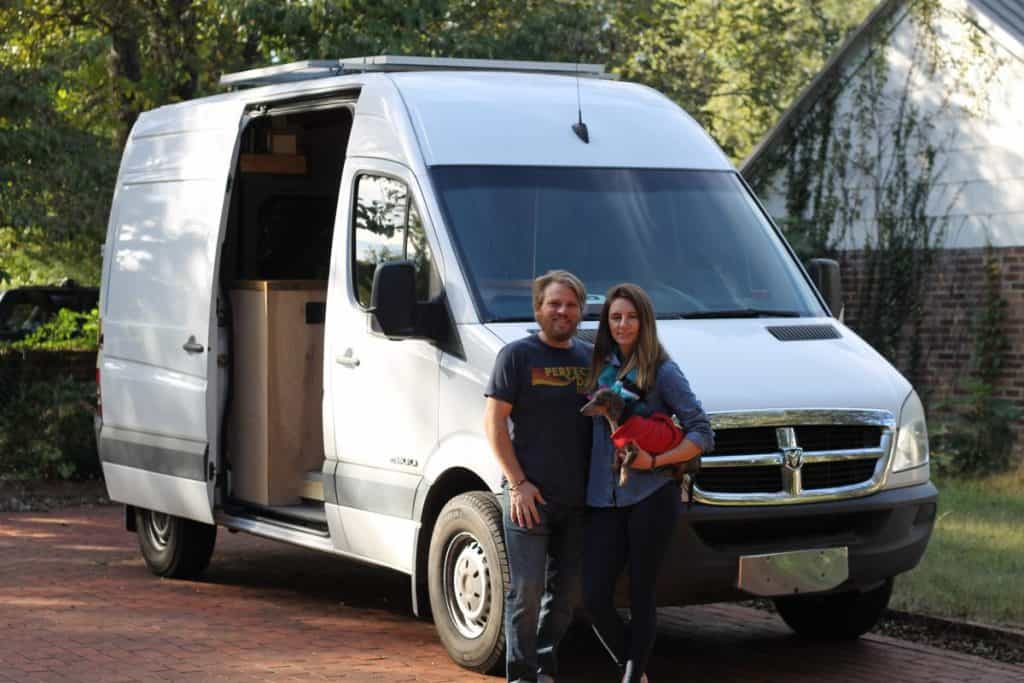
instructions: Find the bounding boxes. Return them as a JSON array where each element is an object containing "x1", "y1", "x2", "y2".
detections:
[{"x1": 410, "y1": 466, "x2": 494, "y2": 617}]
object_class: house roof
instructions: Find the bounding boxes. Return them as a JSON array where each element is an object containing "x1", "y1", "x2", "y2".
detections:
[
  {"x1": 973, "y1": 0, "x2": 1024, "y2": 49},
  {"x1": 741, "y1": 0, "x2": 1024, "y2": 178}
]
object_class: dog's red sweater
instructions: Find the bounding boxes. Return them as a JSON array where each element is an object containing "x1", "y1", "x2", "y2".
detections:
[{"x1": 610, "y1": 413, "x2": 684, "y2": 454}]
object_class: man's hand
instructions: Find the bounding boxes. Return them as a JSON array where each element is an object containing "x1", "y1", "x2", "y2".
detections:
[{"x1": 509, "y1": 481, "x2": 547, "y2": 529}]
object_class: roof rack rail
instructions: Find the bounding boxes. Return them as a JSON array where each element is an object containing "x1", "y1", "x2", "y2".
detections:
[{"x1": 219, "y1": 55, "x2": 611, "y2": 89}]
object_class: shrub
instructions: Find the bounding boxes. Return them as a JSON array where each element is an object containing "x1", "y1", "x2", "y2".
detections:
[
  {"x1": 10, "y1": 307, "x2": 99, "y2": 351},
  {"x1": 0, "y1": 362, "x2": 99, "y2": 480},
  {"x1": 930, "y1": 247, "x2": 1020, "y2": 476},
  {"x1": 931, "y1": 382, "x2": 1021, "y2": 476}
]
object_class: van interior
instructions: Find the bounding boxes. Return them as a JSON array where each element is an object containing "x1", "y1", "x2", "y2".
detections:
[{"x1": 219, "y1": 98, "x2": 355, "y2": 530}]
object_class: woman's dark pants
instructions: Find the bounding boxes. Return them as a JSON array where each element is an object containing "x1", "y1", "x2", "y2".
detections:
[{"x1": 584, "y1": 482, "x2": 682, "y2": 683}]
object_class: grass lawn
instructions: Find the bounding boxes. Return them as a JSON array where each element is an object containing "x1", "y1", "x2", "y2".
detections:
[{"x1": 890, "y1": 467, "x2": 1024, "y2": 630}]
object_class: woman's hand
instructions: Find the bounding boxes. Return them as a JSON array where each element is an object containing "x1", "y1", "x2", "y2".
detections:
[
  {"x1": 621, "y1": 443, "x2": 657, "y2": 470},
  {"x1": 509, "y1": 481, "x2": 546, "y2": 529}
]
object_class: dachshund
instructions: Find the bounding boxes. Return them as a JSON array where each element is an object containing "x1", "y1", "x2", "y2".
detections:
[
  {"x1": 581, "y1": 387, "x2": 701, "y2": 500},
  {"x1": 581, "y1": 388, "x2": 638, "y2": 486}
]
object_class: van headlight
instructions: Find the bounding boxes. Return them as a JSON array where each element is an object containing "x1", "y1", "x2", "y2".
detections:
[{"x1": 892, "y1": 391, "x2": 929, "y2": 472}]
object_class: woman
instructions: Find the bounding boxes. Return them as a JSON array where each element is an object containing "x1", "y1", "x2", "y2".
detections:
[{"x1": 583, "y1": 283, "x2": 714, "y2": 683}]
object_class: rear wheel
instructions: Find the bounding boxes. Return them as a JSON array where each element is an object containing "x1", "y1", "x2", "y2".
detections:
[
  {"x1": 773, "y1": 578, "x2": 893, "y2": 640},
  {"x1": 427, "y1": 492, "x2": 508, "y2": 674},
  {"x1": 136, "y1": 507, "x2": 217, "y2": 579}
]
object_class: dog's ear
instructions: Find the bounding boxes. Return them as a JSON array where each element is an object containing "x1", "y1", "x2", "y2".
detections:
[{"x1": 580, "y1": 397, "x2": 603, "y2": 416}]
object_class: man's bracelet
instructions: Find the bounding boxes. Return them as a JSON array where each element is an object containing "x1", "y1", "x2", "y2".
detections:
[
  {"x1": 509, "y1": 477, "x2": 527, "y2": 490},
  {"x1": 650, "y1": 455, "x2": 659, "y2": 470}
]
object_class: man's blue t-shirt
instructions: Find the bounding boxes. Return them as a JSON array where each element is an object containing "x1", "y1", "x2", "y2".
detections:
[{"x1": 485, "y1": 335, "x2": 593, "y2": 507}]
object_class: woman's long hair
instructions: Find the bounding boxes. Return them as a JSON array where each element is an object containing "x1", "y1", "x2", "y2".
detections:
[{"x1": 587, "y1": 283, "x2": 669, "y2": 394}]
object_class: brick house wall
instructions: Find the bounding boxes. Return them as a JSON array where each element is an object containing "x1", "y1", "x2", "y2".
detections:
[{"x1": 838, "y1": 246, "x2": 1024, "y2": 461}]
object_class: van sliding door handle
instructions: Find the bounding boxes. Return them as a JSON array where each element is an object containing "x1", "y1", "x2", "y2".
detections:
[
  {"x1": 336, "y1": 350, "x2": 360, "y2": 368},
  {"x1": 182, "y1": 336, "x2": 205, "y2": 354}
]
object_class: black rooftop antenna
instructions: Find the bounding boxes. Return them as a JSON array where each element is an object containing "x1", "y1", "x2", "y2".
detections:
[{"x1": 571, "y1": 25, "x2": 590, "y2": 144}]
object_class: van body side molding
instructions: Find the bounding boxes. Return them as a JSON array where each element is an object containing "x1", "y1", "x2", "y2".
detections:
[
  {"x1": 99, "y1": 425, "x2": 208, "y2": 481},
  {"x1": 330, "y1": 462, "x2": 421, "y2": 519}
]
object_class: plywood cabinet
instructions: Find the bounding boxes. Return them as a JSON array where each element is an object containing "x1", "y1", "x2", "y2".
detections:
[{"x1": 228, "y1": 280, "x2": 327, "y2": 505}]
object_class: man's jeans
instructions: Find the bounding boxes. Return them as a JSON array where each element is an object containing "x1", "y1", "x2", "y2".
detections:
[{"x1": 501, "y1": 489, "x2": 585, "y2": 683}]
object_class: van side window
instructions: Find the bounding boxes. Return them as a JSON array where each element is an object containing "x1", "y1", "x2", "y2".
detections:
[{"x1": 353, "y1": 174, "x2": 439, "y2": 309}]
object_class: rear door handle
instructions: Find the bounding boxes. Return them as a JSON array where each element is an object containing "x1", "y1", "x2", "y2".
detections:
[
  {"x1": 336, "y1": 349, "x2": 360, "y2": 368},
  {"x1": 183, "y1": 335, "x2": 205, "y2": 354}
]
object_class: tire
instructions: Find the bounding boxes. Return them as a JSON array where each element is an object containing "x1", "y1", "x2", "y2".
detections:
[
  {"x1": 427, "y1": 492, "x2": 508, "y2": 674},
  {"x1": 135, "y1": 507, "x2": 217, "y2": 579},
  {"x1": 773, "y1": 577, "x2": 893, "y2": 640}
]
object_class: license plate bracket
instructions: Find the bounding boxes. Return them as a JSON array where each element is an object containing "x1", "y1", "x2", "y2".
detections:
[{"x1": 737, "y1": 547, "x2": 849, "y2": 597}]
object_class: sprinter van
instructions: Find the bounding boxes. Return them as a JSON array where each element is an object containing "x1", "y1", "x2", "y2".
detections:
[{"x1": 97, "y1": 56, "x2": 937, "y2": 672}]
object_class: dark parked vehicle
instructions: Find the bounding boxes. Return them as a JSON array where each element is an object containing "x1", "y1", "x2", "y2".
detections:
[{"x1": 0, "y1": 282, "x2": 99, "y2": 342}]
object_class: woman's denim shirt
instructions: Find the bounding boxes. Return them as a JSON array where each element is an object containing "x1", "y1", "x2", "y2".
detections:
[{"x1": 586, "y1": 358, "x2": 715, "y2": 507}]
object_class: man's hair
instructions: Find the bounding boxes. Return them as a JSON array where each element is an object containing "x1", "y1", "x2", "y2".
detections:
[{"x1": 532, "y1": 270, "x2": 586, "y2": 311}]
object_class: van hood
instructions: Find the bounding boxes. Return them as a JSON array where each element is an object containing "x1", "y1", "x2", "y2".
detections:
[{"x1": 483, "y1": 318, "x2": 912, "y2": 416}]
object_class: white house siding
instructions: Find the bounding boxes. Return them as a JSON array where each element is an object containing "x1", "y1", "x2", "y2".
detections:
[
  {"x1": 745, "y1": 0, "x2": 1024, "y2": 462},
  {"x1": 766, "y1": 2, "x2": 1023, "y2": 249}
]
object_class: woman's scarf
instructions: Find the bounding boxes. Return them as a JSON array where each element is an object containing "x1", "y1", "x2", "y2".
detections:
[{"x1": 595, "y1": 351, "x2": 651, "y2": 417}]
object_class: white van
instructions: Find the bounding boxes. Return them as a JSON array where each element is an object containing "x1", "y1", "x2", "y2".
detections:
[{"x1": 97, "y1": 56, "x2": 937, "y2": 672}]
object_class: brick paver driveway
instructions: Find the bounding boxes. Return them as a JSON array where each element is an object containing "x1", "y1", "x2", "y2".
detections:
[{"x1": 1, "y1": 506, "x2": 1020, "y2": 682}]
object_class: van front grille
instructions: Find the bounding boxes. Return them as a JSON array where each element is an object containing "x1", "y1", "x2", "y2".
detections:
[
  {"x1": 802, "y1": 459, "x2": 880, "y2": 490},
  {"x1": 696, "y1": 410, "x2": 895, "y2": 506},
  {"x1": 794, "y1": 425, "x2": 882, "y2": 451},
  {"x1": 696, "y1": 466, "x2": 784, "y2": 494},
  {"x1": 712, "y1": 427, "x2": 779, "y2": 455},
  {"x1": 711, "y1": 425, "x2": 881, "y2": 456}
]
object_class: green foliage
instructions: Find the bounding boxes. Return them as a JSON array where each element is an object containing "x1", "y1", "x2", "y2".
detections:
[
  {"x1": 931, "y1": 249, "x2": 1021, "y2": 476},
  {"x1": 1, "y1": 0, "x2": 875, "y2": 293},
  {"x1": 0, "y1": 367, "x2": 99, "y2": 480},
  {"x1": 10, "y1": 307, "x2": 99, "y2": 351},
  {"x1": 0, "y1": 229, "x2": 102, "y2": 287},
  {"x1": 616, "y1": 0, "x2": 875, "y2": 162}
]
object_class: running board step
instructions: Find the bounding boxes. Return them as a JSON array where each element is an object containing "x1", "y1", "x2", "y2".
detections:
[{"x1": 215, "y1": 511, "x2": 335, "y2": 553}]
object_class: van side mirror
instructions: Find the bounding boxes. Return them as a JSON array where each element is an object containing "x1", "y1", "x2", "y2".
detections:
[
  {"x1": 806, "y1": 258, "x2": 843, "y2": 319},
  {"x1": 370, "y1": 260, "x2": 417, "y2": 337}
]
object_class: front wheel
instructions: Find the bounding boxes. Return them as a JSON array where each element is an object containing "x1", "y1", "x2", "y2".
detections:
[
  {"x1": 427, "y1": 492, "x2": 508, "y2": 674},
  {"x1": 773, "y1": 577, "x2": 893, "y2": 640},
  {"x1": 135, "y1": 507, "x2": 217, "y2": 579}
]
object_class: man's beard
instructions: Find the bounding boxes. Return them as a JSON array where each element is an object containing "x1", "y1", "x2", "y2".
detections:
[{"x1": 541, "y1": 318, "x2": 578, "y2": 342}]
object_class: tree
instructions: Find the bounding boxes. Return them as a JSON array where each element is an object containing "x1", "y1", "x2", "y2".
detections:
[
  {"x1": 0, "y1": 36, "x2": 116, "y2": 284},
  {"x1": 1, "y1": 0, "x2": 874, "y2": 286},
  {"x1": 613, "y1": 0, "x2": 876, "y2": 162}
]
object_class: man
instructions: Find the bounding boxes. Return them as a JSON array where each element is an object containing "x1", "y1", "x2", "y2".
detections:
[{"x1": 484, "y1": 270, "x2": 593, "y2": 683}]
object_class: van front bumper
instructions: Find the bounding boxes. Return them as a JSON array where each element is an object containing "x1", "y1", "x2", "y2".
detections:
[{"x1": 652, "y1": 481, "x2": 938, "y2": 605}]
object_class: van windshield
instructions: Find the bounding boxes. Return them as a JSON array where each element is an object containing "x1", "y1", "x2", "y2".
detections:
[{"x1": 430, "y1": 166, "x2": 824, "y2": 322}]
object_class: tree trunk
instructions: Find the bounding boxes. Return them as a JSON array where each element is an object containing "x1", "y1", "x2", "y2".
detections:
[
  {"x1": 108, "y1": 27, "x2": 143, "y2": 149},
  {"x1": 168, "y1": 0, "x2": 199, "y2": 102}
]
